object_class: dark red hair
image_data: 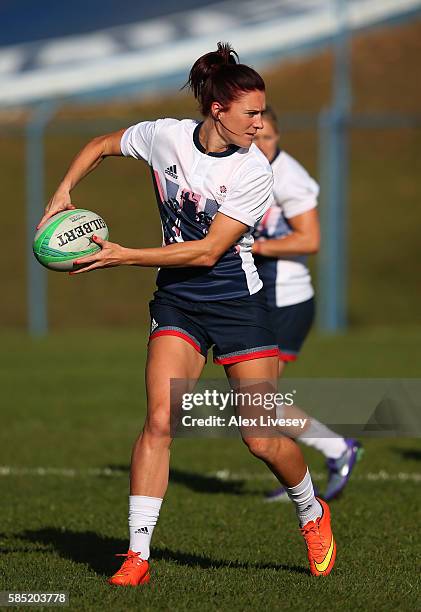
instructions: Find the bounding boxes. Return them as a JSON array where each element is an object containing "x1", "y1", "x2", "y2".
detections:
[{"x1": 186, "y1": 42, "x2": 265, "y2": 116}]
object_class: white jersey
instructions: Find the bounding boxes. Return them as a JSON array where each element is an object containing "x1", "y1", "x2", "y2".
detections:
[
  {"x1": 254, "y1": 150, "x2": 319, "y2": 307},
  {"x1": 121, "y1": 118, "x2": 273, "y2": 301}
]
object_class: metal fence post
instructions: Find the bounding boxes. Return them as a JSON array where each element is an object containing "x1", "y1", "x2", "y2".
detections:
[
  {"x1": 317, "y1": 0, "x2": 351, "y2": 332},
  {"x1": 317, "y1": 107, "x2": 348, "y2": 331},
  {"x1": 25, "y1": 101, "x2": 57, "y2": 336}
]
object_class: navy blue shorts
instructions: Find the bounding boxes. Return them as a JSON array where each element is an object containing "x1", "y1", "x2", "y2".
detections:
[
  {"x1": 149, "y1": 290, "x2": 279, "y2": 365},
  {"x1": 269, "y1": 297, "x2": 315, "y2": 362}
]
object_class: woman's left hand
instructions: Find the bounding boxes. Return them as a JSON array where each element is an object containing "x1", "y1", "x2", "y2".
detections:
[
  {"x1": 70, "y1": 235, "x2": 128, "y2": 274},
  {"x1": 252, "y1": 238, "x2": 264, "y2": 255}
]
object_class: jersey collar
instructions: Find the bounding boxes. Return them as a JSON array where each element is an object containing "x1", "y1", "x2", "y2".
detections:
[
  {"x1": 270, "y1": 148, "x2": 281, "y2": 165},
  {"x1": 193, "y1": 122, "x2": 240, "y2": 158}
]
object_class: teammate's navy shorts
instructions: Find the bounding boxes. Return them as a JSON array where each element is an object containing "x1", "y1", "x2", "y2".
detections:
[
  {"x1": 149, "y1": 290, "x2": 279, "y2": 365},
  {"x1": 269, "y1": 297, "x2": 315, "y2": 362}
]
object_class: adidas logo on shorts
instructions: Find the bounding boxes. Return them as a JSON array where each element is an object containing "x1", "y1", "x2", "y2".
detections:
[
  {"x1": 151, "y1": 318, "x2": 158, "y2": 333},
  {"x1": 165, "y1": 164, "x2": 178, "y2": 179}
]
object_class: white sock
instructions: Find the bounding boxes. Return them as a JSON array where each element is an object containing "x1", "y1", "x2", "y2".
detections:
[
  {"x1": 129, "y1": 495, "x2": 163, "y2": 559},
  {"x1": 297, "y1": 419, "x2": 348, "y2": 459},
  {"x1": 285, "y1": 469, "x2": 322, "y2": 527}
]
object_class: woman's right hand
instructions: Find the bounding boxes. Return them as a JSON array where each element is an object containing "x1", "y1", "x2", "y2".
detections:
[{"x1": 37, "y1": 187, "x2": 76, "y2": 230}]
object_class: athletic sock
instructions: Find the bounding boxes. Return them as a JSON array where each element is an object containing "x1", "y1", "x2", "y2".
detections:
[
  {"x1": 297, "y1": 418, "x2": 348, "y2": 459},
  {"x1": 128, "y1": 495, "x2": 163, "y2": 559},
  {"x1": 285, "y1": 468, "x2": 322, "y2": 527}
]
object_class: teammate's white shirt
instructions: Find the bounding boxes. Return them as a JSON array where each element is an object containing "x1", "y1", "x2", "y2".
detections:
[
  {"x1": 255, "y1": 150, "x2": 319, "y2": 307},
  {"x1": 121, "y1": 118, "x2": 274, "y2": 301}
]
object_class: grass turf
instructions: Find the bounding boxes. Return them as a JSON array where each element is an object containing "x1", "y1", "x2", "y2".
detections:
[{"x1": 0, "y1": 328, "x2": 420, "y2": 611}]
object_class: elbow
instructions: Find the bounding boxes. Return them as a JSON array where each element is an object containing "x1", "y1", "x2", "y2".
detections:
[
  {"x1": 305, "y1": 235, "x2": 320, "y2": 255},
  {"x1": 197, "y1": 247, "x2": 220, "y2": 267},
  {"x1": 90, "y1": 135, "x2": 105, "y2": 149},
  {"x1": 90, "y1": 135, "x2": 108, "y2": 159},
  {"x1": 306, "y1": 242, "x2": 319, "y2": 255},
  {"x1": 199, "y1": 253, "x2": 219, "y2": 267}
]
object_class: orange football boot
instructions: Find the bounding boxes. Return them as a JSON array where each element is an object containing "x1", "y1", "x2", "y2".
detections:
[
  {"x1": 300, "y1": 498, "x2": 336, "y2": 576},
  {"x1": 108, "y1": 550, "x2": 150, "y2": 586}
]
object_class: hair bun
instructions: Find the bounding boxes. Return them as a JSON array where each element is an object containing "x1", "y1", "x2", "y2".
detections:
[
  {"x1": 214, "y1": 42, "x2": 239, "y2": 66},
  {"x1": 203, "y1": 42, "x2": 239, "y2": 76},
  {"x1": 185, "y1": 42, "x2": 264, "y2": 116}
]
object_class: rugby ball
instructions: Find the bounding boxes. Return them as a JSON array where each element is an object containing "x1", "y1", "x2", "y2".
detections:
[{"x1": 33, "y1": 209, "x2": 108, "y2": 271}]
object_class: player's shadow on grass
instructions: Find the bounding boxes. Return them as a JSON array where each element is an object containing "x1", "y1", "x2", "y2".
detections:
[
  {"x1": 170, "y1": 468, "x2": 248, "y2": 494},
  {"x1": 10, "y1": 529, "x2": 307, "y2": 576},
  {"x1": 392, "y1": 447, "x2": 421, "y2": 461},
  {"x1": 106, "y1": 464, "x2": 249, "y2": 495}
]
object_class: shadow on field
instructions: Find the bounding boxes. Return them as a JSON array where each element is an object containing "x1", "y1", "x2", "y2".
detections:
[
  {"x1": 106, "y1": 464, "x2": 249, "y2": 495},
  {"x1": 392, "y1": 447, "x2": 421, "y2": 461},
  {"x1": 170, "y1": 468, "x2": 247, "y2": 495},
  {"x1": 10, "y1": 529, "x2": 307, "y2": 576}
]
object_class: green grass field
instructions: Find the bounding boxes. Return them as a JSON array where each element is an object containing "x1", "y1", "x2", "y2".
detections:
[{"x1": 1, "y1": 329, "x2": 420, "y2": 611}]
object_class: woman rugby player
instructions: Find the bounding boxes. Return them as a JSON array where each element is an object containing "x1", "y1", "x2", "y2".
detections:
[
  {"x1": 253, "y1": 108, "x2": 361, "y2": 503},
  {"x1": 39, "y1": 44, "x2": 336, "y2": 583}
]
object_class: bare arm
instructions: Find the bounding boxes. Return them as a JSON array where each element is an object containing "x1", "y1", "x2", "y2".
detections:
[
  {"x1": 37, "y1": 129, "x2": 126, "y2": 228},
  {"x1": 253, "y1": 208, "x2": 320, "y2": 257},
  {"x1": 70, "y1": 212, "x2": 249, "y2": 274}
]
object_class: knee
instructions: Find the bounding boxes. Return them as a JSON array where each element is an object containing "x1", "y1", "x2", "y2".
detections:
[
  {"x1": 242, "y1": 436, "x2": 274, "y2": 460},
  {"x1": 143, "y1": 406, "x2": 172, "y2": 442}
]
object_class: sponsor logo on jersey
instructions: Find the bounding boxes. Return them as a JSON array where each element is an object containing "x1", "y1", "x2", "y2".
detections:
[{"x1": 165, "y1": 164, "x2": 178, "y2": 179}]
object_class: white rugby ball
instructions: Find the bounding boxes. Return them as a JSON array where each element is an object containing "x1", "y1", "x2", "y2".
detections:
[{"x1": 33, "y1": 209, "x2": 108, "y2": 271}]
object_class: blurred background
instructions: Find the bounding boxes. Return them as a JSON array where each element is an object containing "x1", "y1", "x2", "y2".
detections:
[{"x1": 1, "y1": 0, "x2": 420, "y2": 334}]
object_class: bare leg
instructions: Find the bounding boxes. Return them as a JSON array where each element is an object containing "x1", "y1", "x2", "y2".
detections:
[
  {"x1": 130, "y1": 336, "x2": 205, "y2": 496},
  {"x1": 276, "y1": 359, "x2": 313, "y2": 437},
  {"x1": 225, "y1": 357, "x2": 307, "y2": 487}
]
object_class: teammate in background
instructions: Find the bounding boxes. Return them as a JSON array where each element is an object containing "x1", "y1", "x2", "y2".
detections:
[
  {"x1": 38, "y1": 44, "x2": 336, "y2": 583},
  {"x1": 253, "y1": 107, "x2": 362, "y2": 502}
]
